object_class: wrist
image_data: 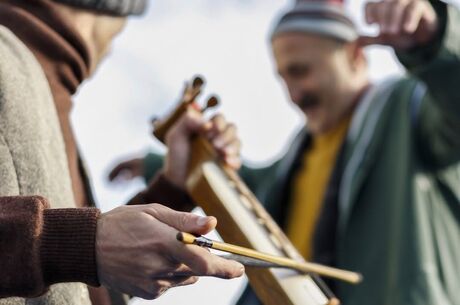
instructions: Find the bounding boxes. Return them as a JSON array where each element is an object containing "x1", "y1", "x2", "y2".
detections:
[
  {"x1": 396, "y1": 1, "x2": 448, "y2": 70},
  {"x1": 163, "y1": 159, "x2": 186, "y2": 190}
]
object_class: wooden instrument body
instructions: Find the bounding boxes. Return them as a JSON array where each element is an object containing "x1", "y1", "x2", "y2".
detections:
[{"x1": 185, "y1": 138, "x2": 337, "y2": 305}]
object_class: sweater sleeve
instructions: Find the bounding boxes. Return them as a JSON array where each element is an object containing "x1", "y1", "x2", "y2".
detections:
[
  {"x1": 396, "y1": 1, "x2": 460, "y2": 168},
  {"x1": 142, "y1": 152, "x2": 164, "y2": 183},
  {"x1": 127, "y1": 173, "x2": 195, "y2": 212},
  {"x1": 0, "y1": 196, "x2": 100, "y2": 298}
]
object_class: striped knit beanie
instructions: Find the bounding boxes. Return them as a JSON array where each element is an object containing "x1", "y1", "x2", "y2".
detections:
[
  {"x1": 271, "y1": 0, "x2": 358, "y2": 42},
  {"x1": 52, "y1": 0, "x2": 147, "y2": 16}
]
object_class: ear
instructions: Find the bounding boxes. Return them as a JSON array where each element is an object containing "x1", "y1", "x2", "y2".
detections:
[{"x1": 345, "y1": 41, "x2": 366, "y2": 72}]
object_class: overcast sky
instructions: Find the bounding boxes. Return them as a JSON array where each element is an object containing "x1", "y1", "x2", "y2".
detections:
[{"x1": 71, "y1": 1, "x2": 457, "y2": 304}]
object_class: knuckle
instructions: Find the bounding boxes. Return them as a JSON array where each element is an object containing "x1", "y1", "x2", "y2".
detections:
[
  {"x1": 213, "y1": 114, "x2": 226, "y2": 127},
  {"x1": 226, "y1": 124, "x2": 237, "y2": 136},
  {"x1": 211, "y1": 113, "x2": 222, "y2": 123},
  {"x1": 146, "y1": 265, "x2": 162, "y2": 278},
  {"x1": 178, "y1": 213, "x2": 190, "y2": 229},
  {"x1": 141, "y1": 293, "x2": 156, "y2": 300},
  {"x1": 158, "y1": 286, "x2": 169, "y2": 297},
  {"x1": 380, "y1": 27, "x2": 389, "y2": 34},
  {"x1": 139, "y1": 283, "x2": 158, "y2": 300},
  {"x1": 143, "y1": 288, "x2": 160, "y2": 300},
  {"x1": 154, "y1": 239, "x2": 170, "y2": 255},
  {"x1": 195, "y1": 259, "x2": 211, "y2": 275},
  {"x1": 145, "y1": 206, "x2": 160, "y2": 218},
  {"x1": 147, "y1": 283, "x2": 167, "y2": 299},
  {"x1": 185, "y1": 107, "x2": 199, "y2": 119},
  {"x1": 150, "y1": 291, "x2": 162, "y2": 300},
  {"x1": 389, "y1": 27, "x2": 400, "y2": 35},
  {"x1": 149, "y1": 203, "x2": 162, "y2": 211},
  {"x1": 406, "y1": 0, "x2": 417, "y2": 11},
  {"x1": 227, "y1": 123, "x2": 237, "y2": 131}
]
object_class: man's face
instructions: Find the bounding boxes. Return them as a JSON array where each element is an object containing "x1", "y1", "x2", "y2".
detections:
[{"x1": 272, "y1": 32, "x2": 357, "y2": 135}]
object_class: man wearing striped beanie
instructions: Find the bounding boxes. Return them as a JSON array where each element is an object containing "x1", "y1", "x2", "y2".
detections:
[{"x1": 237, "y1": 0, "x2": 460, "y2": 304}]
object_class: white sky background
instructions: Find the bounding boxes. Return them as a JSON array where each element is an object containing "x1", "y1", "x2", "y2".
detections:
[{"x1": 72, "y1": 0, "x2": 458, "y2": 304}]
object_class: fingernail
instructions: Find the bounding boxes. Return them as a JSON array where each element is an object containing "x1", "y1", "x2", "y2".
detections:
[{"x1": 197, "y1": 216, "x2": 209, "y2": 226}]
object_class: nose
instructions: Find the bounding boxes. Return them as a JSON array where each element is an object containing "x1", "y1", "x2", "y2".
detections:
[{"x1": 283, "y1": 76, "x2": 310, "y2": 105}]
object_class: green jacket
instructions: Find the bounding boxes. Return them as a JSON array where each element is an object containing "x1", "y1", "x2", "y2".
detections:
[{"x1": 143, "y1": 2, "x2": 460, "y2": 304}]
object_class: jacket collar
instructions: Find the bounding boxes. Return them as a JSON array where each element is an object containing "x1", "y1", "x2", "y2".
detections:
[{"x1": 337, "y1": 77, "x2": 400, "y2": 233}]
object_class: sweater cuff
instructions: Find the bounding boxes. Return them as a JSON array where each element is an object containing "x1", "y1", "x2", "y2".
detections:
[{"x1": 41, "y1": 208, "x2": 100, "y2": 287}]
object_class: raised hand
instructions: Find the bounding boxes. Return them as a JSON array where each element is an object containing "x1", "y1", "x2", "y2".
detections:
[
  {"x1": 359, "y1": 0, "x2": 439, "y2": 50},
  {"x1": 96, "y1": 204, "x2": 244, "y2": 299}
]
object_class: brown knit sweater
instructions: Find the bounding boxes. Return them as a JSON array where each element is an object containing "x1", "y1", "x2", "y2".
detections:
[{"x1": 0, "y1": 0, "x2": 193, "y2": 301}]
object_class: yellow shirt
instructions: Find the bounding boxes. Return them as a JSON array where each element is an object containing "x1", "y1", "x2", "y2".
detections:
[{"x1": 286, "y1": 117, "x2": 351, "y2": 260}]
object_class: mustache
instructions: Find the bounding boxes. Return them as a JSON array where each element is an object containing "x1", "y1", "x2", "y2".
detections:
[{"x1": 297, "y1": 94, "x2": 320, "y2": 109}]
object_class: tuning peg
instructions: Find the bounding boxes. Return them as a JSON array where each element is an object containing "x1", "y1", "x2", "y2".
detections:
[
  {"x1": 202, "y1": 95, "x2": 219, "y2": 112},
  {"x1": 192, "y1": 76, "x2": 205, "y2": 89}
]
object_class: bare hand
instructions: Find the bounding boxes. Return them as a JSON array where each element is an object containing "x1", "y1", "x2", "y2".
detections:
[
  {"x1": 108, "y1": 158, "x2": 144, "y2": 182},
  {"x1": 96, "y1": 204, "x2": 244, "y2": 299},
  {"x1": 163, "y1": 108, "x2": 241, "y2": 189},
  {"x1": 359, "y1": 0, "x2": 438, "y2": 50}
]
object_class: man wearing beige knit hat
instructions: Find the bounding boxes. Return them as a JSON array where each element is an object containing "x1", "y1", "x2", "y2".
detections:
[{"x1": 0, "y1": 0, "x2": 244, "y2": 304}]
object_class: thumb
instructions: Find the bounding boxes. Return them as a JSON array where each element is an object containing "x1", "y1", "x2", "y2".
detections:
[{"x1": 146, "y1": 204, "x2": 217, "y2": 235}]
